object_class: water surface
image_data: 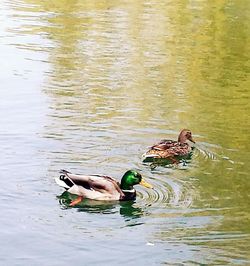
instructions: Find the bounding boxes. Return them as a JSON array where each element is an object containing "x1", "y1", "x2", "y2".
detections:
[{"x1": 0, "y1": 0, "x2": 250, "y2": 265}]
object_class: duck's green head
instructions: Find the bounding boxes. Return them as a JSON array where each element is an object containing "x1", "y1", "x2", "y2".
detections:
[{"x1": 120, "y1": 170, "x2": 153, "y2": 190}]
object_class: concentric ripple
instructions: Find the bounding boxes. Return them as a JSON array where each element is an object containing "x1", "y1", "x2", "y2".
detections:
[{"x1": 135, "y1": 174, "x2": 196, "y2": 209}]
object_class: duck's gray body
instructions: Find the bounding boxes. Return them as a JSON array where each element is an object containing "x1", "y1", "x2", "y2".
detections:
[{"x1": 55, "y1": 170, "x2": 124, "y2": 201}]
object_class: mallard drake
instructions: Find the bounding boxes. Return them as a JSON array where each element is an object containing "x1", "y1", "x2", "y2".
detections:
[
  {"x1": 55, "y1": 169, "x2": 153, "y2": 206},
  {"x1": 143, "y1": 129, "x2": 195, "y2": 162}
]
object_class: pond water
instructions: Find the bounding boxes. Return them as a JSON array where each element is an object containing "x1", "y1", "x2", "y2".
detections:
[{"x1": 1, "y1": 0, "x2": 250, "y2": 265}]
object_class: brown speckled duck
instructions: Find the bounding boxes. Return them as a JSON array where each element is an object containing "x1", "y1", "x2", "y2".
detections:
[{"x1": 142, "y1": 129, "x2": 195, "y2": 163}]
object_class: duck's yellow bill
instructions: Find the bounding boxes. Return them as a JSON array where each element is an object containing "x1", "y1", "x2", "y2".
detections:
[{"x1": 139, "y1": 178, "x2": 153, "y2": 189}]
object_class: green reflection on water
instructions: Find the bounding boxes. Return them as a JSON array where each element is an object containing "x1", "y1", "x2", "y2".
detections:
[{"x1": 58, "y1": 191, "x2": 144, "y2": 219}]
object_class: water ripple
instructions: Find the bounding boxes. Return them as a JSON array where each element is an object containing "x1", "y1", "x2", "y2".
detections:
[
  {"x1": 194, "y1": 142, "x2": 218, "y2": 160},
  {"x1": 136, "y1": 175, "x2": 195, "y2": 209}
]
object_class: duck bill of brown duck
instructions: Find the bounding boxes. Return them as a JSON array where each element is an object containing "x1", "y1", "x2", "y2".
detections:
[{"x1": 189, "y1": 136, "x2": 195, "y2": 143}]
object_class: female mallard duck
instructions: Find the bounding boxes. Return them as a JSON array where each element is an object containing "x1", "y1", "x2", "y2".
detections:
[
  {"x1": 55, "y1": 169, "x2": 153, "y2": 206},
  {"x1": 143, "y1": 129, "x2": 195, "y2": 162}
]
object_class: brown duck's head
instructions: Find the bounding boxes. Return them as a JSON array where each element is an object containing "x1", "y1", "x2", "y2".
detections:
[{"x1": 178, "y1": 129, "x2": 195, "y2": 144}]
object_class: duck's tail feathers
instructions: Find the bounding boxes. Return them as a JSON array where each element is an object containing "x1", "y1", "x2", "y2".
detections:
[
  {"x1": 143, "y1": 153, "x2": 160, "y2": 158},
  {"x1": 59, "y1": 169, "x2": 72, "y2": 175},
  {"x1": 142, "y1": 152, "x2": 160, "y2": 162},
  {"x1": 55, "y1": 171, "x2": 75, "y2": 190}
]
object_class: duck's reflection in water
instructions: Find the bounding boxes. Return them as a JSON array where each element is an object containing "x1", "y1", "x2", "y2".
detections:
[
  {"x1": 57, "y1": 191, "x2": 144, "y2": 219},
  {"x1": 119, "y1": 201, "x2": 145, "y2": 220},
  {"x1": 145, "y1": 153, "x2": 193, "y2": 170}
]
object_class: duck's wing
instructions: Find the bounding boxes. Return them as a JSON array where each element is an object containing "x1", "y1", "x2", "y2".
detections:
[
  {"x1": 57, "y1": 170, "x2": 124, "y2": 197},
  {"x1": 151, "y1": 139, "x2": 177, "y2": 151},
  {"x1": 168, "y1": 143, "x2": 192, "y2": 156},
  {"x1": 153, "y1": 143, "x2": 192, "y2": 157}
]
